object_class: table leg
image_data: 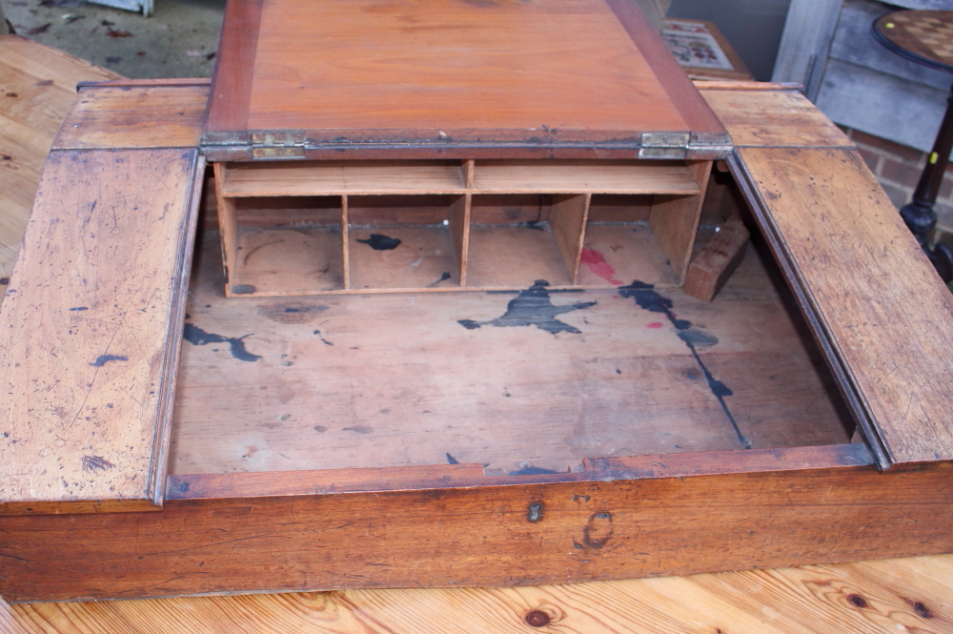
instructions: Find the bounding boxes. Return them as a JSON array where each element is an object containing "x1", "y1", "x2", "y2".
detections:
[{"x1": 899, "y1": 82, "x2": 953, "y2": 282}]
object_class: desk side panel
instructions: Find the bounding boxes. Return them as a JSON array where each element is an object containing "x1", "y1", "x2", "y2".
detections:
[
  {"x1": 3, "y1": 462, "x2": 953, "y2": 601},
  {"x1": 734, "y1": 146, "x2": 953, "y2": 466},
  {"x1": 0, "y1": 148, "x2": 202, "y2": 514}
]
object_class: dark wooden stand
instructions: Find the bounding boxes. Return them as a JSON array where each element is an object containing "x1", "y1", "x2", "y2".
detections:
[{"x1": 873, "y1": 10, "x2": 953, "y2": 282}]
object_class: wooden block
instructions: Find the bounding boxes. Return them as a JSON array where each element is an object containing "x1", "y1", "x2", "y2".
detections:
[
  {"x1": 0, "y1": 148, "x2": 203, "y2": 515},
  {"x1": 683, "y1": 219, "x2": 750, "y2": 301},
  {"x1": 733, "y1": 146, "x2": 953, "y2": 466}
]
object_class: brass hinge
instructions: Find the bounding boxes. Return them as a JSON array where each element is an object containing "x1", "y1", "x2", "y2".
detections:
[
  {"x1": 250, "y1": 132, "x2": 306, "y2": 159},
  {"x1": 639, "y1": 132, "x2": 689, "y2": 159}
]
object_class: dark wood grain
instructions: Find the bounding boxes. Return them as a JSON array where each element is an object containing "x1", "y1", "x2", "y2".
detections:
[{"x1": 5, "y1": 454, "x2": 953, "y2": 602}]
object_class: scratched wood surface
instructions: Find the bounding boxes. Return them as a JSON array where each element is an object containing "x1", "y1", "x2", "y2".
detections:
[
  {"x1": 204, "y1": 0, "x2": 726, "y2": 151},
  {"x1": 0, "y1": 148, "x2": 203, "y2": 514},
  {"x1": 0, "y1": 35, "x2": 121, "y2": 294},
  {"x1": 52, "y1": 84, "x2": 208, "y2": 150},
  {"x1": 168, "y1": 225, "x2": 851, "y2": 476},
  {"x1": 733, "y1": 147, "x2": 953, "y2": 466},
  {"x1": 3, "y1": 554, "x2": 951, "y2": 633},
  {"x1": 698, "y1": 85, "x2": 853, "y2": 148}
]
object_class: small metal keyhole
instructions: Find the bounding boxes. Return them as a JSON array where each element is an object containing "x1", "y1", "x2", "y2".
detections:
[{"x1": 527, "y1": 502, "x2": 543, "y2": 522}]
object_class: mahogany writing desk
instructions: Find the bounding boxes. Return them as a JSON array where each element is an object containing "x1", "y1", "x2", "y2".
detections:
[
  {"x1": 203, "y1": 0, "x2": 728, "y2": 298},
  {"x1": 2, "y1": 0, "x2": 953, "y2": 603}
]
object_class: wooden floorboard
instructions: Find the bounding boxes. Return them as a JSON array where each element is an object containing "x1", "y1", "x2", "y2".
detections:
[
  {"x1": 2, "y1": 555, "x2": 951, "y2": 633},
  {"x1": 0, "y1": 35, "x2": 121, "y2": 293}
]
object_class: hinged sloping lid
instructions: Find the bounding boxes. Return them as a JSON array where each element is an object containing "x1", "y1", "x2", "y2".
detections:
[
  {"x1": 203, "y1": 0, "x2": 729, "y2": 160},
  {"x1": 699, "y1": 84, "x2": 953, "y2": 469},
  {"x1": 0, "y1": 93, "x2": 205, "y2": 514}
]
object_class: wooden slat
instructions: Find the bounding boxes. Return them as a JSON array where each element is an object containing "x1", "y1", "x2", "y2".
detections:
[
  {"x1": 222, "y1": 161, "x2": 467, "y2": 197},
  {"x1": 700, "y1": 88, "x2": 854, "y2": 148},
  {"x1": 449, "y1": 193, "x2": 470, "y2": 286},
  {"x1": 1, "y1": 553, "x2": 951, "y2": 632},
  {"x1": 473, "y1": 161, "x2": 700, "y2": 194},
  {"x1": 549, "y1": 194, "x2": 591, "y2": 284},
  {"x1": 52, "y1": 85, "x2": 208, "y2": 150},
  {"x1": 649, "y1": 161, "x2": 711, "y2": 282},
  {"x1": 734, "y1": 146, "x2": 953, "y2": 466},
  {"x1": 0, "y1": 148, "x2": 203, "y2": 515}
]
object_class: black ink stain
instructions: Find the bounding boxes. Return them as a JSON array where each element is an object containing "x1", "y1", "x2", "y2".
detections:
[
  {"x1": 582, "y1": 511, "x2": 613, "y2": 549},
  {"x1": 89, "y1": 354, "x2": 128, "y2": 367},
  {"x1": 678, "y1": 329, "x2": 719, "y2": 348},
  {"x1": 459, "y1": 280, "x2": 596, "y2": 335},
  {"x1": 312, "y1": 329, "x2": 334, "y2": 346},
  {"x1": 343, "y1": 426, "x2": 374, "y2": 434},
  {"x1": 446, "y1": 452, "x2": 459, "y2": 464},
  {"x1": 314, "y1": 426, "x2": 328, "y2": 433},
  {"x1": 260, "y1": 304, "x2": 328, "y2": 324},
  {"x1": 231, "y1": 284, "x2": 256, "y2": 295},
  {"x1": 357, "y1": 234, "x2": 401, "y2": 250},
  {"x1": 619, "y1": 280, "x2": 749, "y2": 449},
  {"x1": 69, "y1": 307, "x2": 88, "y2": 311},
  {"x1": 427, "y1": 272, "x2": 452, "y2": 288},
  {"x1": 82, "y1": 455, "x2": 115, "y2": 472},
  {"x1": 0, "y1": 278, "x2": 9, "y2": 285},
  {"x1": 509, "y1": 465, "x2": 560, "y2": 476},
  {"x1": 183, "y1": 323, "x2": 261, "y2": 362}
]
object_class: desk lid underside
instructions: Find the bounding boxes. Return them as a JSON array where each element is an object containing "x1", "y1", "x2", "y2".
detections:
[{"x1": 203, "y1": 0, "x2": 728, "y2": 158}]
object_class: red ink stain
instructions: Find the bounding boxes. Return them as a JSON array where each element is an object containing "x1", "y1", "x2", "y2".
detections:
[
  {"x1": 580, "y1": 247, "x2": 622, "y2": 285},
  {"x1": 646, "y1": 322, "x2": 663, "y2": 329}
]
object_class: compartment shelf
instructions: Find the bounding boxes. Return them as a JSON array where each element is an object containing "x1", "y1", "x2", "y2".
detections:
[
  {"x1": 222, "y1": 160, "x2": 467, "y2": 197},
  {"x1": 214, "y1": 158, "x2": 710, "y2": 296},
  {"x1": 472, "y1": 160, "x2": 701, "y2": 194}
]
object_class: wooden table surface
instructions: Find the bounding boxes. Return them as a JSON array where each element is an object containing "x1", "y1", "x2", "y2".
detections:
[{"x1": 2, "y1": 33, "x2": 952, "y2": 634}]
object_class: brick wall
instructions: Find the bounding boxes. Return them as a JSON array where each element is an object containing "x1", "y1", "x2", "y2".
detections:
[{"x1": 845, "y1": 127, "x2": 953, "y2": 232}]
